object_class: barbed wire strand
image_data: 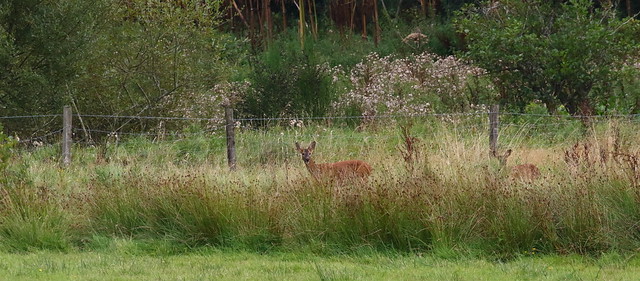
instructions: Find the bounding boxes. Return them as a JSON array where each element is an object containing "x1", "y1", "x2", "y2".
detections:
[
  {"x1": 17, "y1": 130, "x2": 63, "y2": 144},
  {"x1": 0, "y1": 114, "x2": 61, "y2": 119},
  {"x1": 5, "y1": 112, "x2": 640, "y2": 145},
  {"x1": 3, "y1": 111, "x2": 640, "y2": 122}
]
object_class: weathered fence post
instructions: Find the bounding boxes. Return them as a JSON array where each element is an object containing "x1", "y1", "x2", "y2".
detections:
[
  {"x1": 489, "y1": 104, "x2": 499, "y2": 157},
  {"x1": 62, "y1": 105, "x2": 72, "y2": 166},
  {"x1": 224, "y1": 106, "x2": 237, "y2": 171}
]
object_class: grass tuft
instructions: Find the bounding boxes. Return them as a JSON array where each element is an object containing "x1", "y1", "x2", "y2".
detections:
[{"x1": 5, "y1": 119, "x2": 640, "y2": 256}]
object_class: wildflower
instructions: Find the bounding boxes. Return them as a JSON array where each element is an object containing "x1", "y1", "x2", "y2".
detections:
[
  {"x1": 333, "y1": 51, "x2": 487, "y2": 117},
  {"x1": 289, "y1": 119, "x2": 304, "y2": 128}
]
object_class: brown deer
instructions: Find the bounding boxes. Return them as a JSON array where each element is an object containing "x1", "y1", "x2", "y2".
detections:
[
  {"x1": 295, "y1": 141, "x2": 372, "y2": 183},
  {"x1": 494, "y1": 149, "x2": 541, "y2": 182}
]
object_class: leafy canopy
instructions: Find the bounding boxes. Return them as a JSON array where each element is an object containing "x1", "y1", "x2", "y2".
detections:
[{"x1": 455, "y1": 0, "x2": 640, "y2": 115}]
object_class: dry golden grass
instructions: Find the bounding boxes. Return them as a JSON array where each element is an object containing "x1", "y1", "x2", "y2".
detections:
[{"x1": 4, "y1": 119, "x2": 640, "y2": 255}]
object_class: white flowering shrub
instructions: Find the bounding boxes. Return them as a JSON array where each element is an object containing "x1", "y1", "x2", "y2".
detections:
[
  {"x1": 333, "y1": 52, "x2": 488, "y2": 118},
  {"x1": 168, "y1": 81, "x2": 251, "y2": 129}
]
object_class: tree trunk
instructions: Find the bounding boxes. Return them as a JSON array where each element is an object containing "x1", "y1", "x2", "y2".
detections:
[
  {"x1": 265, "y1": 0, "x2": 273, "y2": 42},
  {"x1": 420, "y1": 0, "x2": 427, "y2": 17},
  {"x1": 373, "y1": 0, "x2": 380, "y2": 46},
  {"x1": 298, "y1": 0, "x2": 305, "y2": 49},
  {"x1": 350, "y1": 1, "x2": 357, "y2": 33},
  {"x1": 281, "y1": 0, "x2": 287, "y2": 30}
]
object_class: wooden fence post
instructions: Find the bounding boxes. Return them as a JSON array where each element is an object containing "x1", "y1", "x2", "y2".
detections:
[
  {"x1": 62, "y1": 105, "x2": 72, "y2": 166},
  {"x1": 489, "y1": 104, "x2": 499, "y2": 157},
  {"x1": 225, "y1": 106, "x2": 237, "y2": 171}
]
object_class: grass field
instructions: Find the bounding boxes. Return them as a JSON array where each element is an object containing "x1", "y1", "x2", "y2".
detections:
[
  {"x1": 3, "y1": 116, "x2": 640, "y2": 277},
  {"x1": 3, "y1": 247, "x2": 640, "y2": 281}
]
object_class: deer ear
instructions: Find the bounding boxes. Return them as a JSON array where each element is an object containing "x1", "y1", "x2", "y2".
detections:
[
  {"x1": 295, "y1": 142, "x2": 302, "y2": 152},
  {"x1": 309, "y1": 141, "x2": 316, "y2": 150}
]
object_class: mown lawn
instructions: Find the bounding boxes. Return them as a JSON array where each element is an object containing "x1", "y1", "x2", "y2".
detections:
[{"x1": 2, "y1": 249, "x2": 640, "y2": 281}]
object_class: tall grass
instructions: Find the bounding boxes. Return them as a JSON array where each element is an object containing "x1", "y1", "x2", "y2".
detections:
[{"x1": 3, "y1": 118, "x2": 640, "y2": 256}]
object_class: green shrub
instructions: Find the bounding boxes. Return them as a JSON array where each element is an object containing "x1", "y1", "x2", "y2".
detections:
[
  {"x1": 455, "y1": 0, "x2": 640, "y2": 115},
  {"x1": 241, "y1": 39, "x2": 337, "y2": 118}
]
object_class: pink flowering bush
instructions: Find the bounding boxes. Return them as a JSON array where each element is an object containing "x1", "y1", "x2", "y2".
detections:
[{"x1": 333, "y1": 52, "x2": 488, "y2": 118}]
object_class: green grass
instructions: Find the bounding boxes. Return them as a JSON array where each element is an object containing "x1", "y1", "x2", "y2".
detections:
[
  {"x1": 2, "y1": 247, "x2": 640, "y2": 281},
  {"x1": 4, "y1": 118, "x2": 640, "y2": 256}
]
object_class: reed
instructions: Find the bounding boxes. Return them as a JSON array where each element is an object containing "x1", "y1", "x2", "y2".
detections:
[{"x1": 3, "y1": 119, "x2": 640, "y2": 256}]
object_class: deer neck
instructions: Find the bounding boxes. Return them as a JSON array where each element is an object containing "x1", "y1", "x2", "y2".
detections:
[{"x1": 304, "y1": 159, "x2": 317, "y2": 173}]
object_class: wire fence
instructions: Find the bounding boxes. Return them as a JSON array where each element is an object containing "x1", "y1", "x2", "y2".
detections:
[
  {"x1": 1, "y1": 112, "x2": 637, "y2": 136},
  {"x1": 0, "y1": 111, "x2": 475, "y2": 139},
  {"x1": 3, "y1": 109, "x2": 640, "y2": 162}
]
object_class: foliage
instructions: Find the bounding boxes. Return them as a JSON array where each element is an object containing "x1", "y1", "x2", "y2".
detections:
[
  {"x1": 333, "y1": 51, "x2": 487, "y2": 117},
  {"x1": 1, "y1": 0, "x2": 639, "y2": 142},
  {"x1": 0, "y1": 0, "x2": 105, "y2": 133},
  {"x1": 0, "y1": 124, "x2": 16, "y2": 174},
  {"x1": 70, "y1": 0, "x2": 232, "y2": 133},
  {"x1": 5, "y1": 119, "x2": 640, "y2": 256},
  {"x1": 0, "y1": 0, "x2": 240, "y2": 137},
  {"x1": 167, "y1": 80, "x2": 252, "y2": 131},
  {"x1": 611, "y1": 62, "x2": 640, "y2": 114},
  {"x1": 455, "y1": 0, "x2": 640, "y2": 115},
  {"x1": 240, "y1": 39, "x2": 339, "y2": 118}
]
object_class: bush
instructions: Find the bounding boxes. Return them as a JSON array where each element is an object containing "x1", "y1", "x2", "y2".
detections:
[
  {"x1": 241, "y1": 39, "x2": 338, "y2": 118},
  {"x1": 333, "y1": 52, "x2": 488, "y2": 117},
  {"x1": 455, "y1": 0, "x2": 640, "y2": 115}
]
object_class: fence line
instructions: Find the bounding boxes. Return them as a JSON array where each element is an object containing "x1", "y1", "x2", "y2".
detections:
[
  {"x1": 16, "y1": 130, "x2": 63, "y2": 144},
  {"x1": 7, "y1": 113, "x2": 639, "y2": 138},
  {"x1": 6, "y1": 113, "x2": 638, "y2": 141},
  {"x1": 7, "y1": 106, "x2": 640, "y2": 168},
  {"x1": 76, "y1": 126, "x2": 227, "y2": 137},
  {"x1": 76, "y1": 114, "x2": 226, "y2": 121},
  {"x1": 70, "y1": 112, "x2": 487, "y2": 121},
  {"x1": 0, "y1": 114, "x2": 61, "y2": 119},
  {"x1": 500, "y1": 112, "x2": 640, "y2": 118},
  {"x1": 4, "y1": 112, "x2": 640, "y2": 122}
]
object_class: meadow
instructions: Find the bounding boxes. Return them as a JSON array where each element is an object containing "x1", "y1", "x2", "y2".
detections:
[
  {"x1": 3, "y1": 114, "x2": 640, "y2": 278},
  {"x1": 3, "y1": 247, "x2": 640, "y2": 280}
]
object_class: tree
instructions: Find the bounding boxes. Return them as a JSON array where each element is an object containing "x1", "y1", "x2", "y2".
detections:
[
  {"x1": 0, "y1": 0, "x2": 103, "y2": 115},
  {"x1": 69, "y1": 0, "x2": 234, "y2": 136},
  {"x1": 455, "y1": 0, "x2": 640, "y2": 115}
]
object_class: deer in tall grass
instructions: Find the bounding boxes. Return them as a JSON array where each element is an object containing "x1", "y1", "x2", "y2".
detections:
[
  {"x1": 494, "y1": 149, "x2": 541, "y2": 182},
  {"x1": 295, "y1": 141, "x2": 372, "y2": 183}
]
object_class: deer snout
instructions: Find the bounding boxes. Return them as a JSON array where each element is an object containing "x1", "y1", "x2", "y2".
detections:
[{"x1": 302, "y1": 152, "x2": 311, "y2": 164}]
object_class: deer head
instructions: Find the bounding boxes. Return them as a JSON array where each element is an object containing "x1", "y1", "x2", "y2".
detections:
[{"x1": 295, "y1": 141, "x2": 316, "y2": 165}]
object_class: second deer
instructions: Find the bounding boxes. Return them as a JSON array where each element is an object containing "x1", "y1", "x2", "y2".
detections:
[
  {"x1": 494, "y1": 149, "x2": 541, "y2": 182},
  {"x1": 295, "y1": 141, "x2": 372, "y2": 183}
]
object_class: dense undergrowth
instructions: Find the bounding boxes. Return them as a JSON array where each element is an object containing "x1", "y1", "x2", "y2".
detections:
[{"x1": 2, "y1": 118, "x2": 640, "y2": 259}]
